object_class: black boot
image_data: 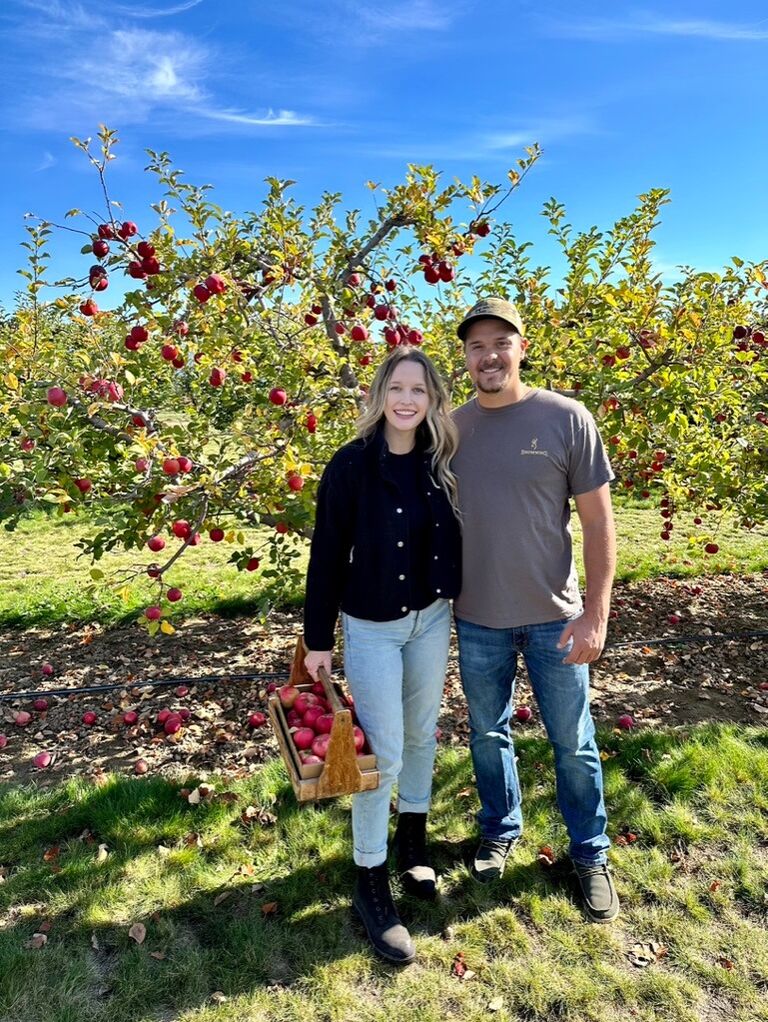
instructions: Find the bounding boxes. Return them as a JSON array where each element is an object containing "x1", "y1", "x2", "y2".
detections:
[
  {"x1": 393, "y1": 812, "x2": 437, "y2": 900},
  {"x1": 353, "y1": 862, "x2": 415, "y2": 964}
]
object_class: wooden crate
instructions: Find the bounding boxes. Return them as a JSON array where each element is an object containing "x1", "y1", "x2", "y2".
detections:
[{"x1": 268, "y1": 638, "x2": 379, "y2": 802}]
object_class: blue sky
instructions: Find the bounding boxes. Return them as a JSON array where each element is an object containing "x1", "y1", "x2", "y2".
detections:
[{"x1": 1, "y1": 0, "x2": 766, "y2": 307}]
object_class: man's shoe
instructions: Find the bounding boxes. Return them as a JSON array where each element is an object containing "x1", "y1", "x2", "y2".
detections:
[
  {"x1": 572, "y1": 862, "x2": 620, "y2": 923},
  {"x1": 393, "y1": 812, "x2": 437, "y2": 900},
  {"x1": 352, "y1": 863, "x2": 416, "y2": 964},
  {"x1": 471, "y1": 837, "x2": 517, "y2": 883}
]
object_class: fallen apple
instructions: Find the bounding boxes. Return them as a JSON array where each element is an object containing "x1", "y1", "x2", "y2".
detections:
[
  {"x1": 15, "y1": 711, "x2": 32, "y2": 727},
  {"x1": 134, "y1": 759, "x2": 149, "y2": 774},
  {"x1": 617, "y1": 713, "x2": 635, "y2": 730},
  {"x1": 164, "y1": 715, "x2": 182, "y2": 735},
  {"x1": 123, "y1": 711, "x2": 139, "y2": 725},
  {"x1": 0, "y1": 734, "x2": 8, "y2": 749},
  {"x1": 248, "y1": 712, "x2": 267, "y2": 728},
  {"x1": 33, "y1": 751, "x2": 52, "y2": 769},
  {"x1": 82, "y1": 711, "x2": 97, "y2": 726},
  {"x1": 33, "y1": 698, "x2": 49, "y2": 712}
]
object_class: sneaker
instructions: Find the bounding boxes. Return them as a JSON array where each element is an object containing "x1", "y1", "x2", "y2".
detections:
[
  {"x1": 471, "y1": 837, "x2": 517, "y2": 883},
  {"x1": 572, "y1": 861, "x2": 620, "y2": 923}
]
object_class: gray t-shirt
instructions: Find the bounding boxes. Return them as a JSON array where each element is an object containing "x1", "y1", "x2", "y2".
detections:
[{"x1": 452, "y1": 389, "x2": 614, "y2": 628}]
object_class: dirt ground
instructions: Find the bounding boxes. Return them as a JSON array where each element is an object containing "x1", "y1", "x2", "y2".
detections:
[{"x1": 1, "y1": 573, "x2": 766, "y2": 787}]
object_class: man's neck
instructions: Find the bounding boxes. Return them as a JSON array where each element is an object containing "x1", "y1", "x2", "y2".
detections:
[{"x1": 475, "y1": 382, "x2": 531, "y2": 409}]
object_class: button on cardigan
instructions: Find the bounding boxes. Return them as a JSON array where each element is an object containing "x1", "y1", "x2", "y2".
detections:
[{"x1": 303, "y1": 426, "x2": 462, "y2": 651}]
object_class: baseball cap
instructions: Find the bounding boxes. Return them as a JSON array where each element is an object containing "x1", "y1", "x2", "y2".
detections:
[{"x1": 457, "y1": 297, "x2": 525, "y2": 340}]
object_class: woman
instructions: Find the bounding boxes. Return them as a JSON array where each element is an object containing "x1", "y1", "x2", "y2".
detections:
[{"x1": 303, "y1": 345, "x2": 461, "y2": 965}]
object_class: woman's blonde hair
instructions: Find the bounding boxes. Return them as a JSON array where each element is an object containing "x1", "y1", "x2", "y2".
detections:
[{"x1": 355, "y1": 346, "x2": 460, "y2": 515}]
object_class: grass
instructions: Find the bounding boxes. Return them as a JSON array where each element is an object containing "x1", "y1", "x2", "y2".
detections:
[
  {"x1": 1, "y1": 725, "x2": 767, "y2": 1021},
  {"x1": 2, "y1": 504, "x2": 767, "y2": 630}
]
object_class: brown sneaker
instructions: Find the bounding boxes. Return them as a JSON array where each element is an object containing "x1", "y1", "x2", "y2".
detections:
[{"x1": 572, "y1": 862, "x2": 620, "y2": 923}]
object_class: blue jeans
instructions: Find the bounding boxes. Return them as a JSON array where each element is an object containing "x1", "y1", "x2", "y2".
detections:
[
  {"x1": 456, "y1": 616, "x2": 610, "y2": 866},
  {"x1": 342, "y1": 599, "x2": 451, "y2": 867}
]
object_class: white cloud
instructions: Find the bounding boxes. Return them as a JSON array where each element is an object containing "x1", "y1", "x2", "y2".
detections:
[
  {"x1": 549, "y1": 13, "x2": 768, "y2": 43},
  {"x1": 350, "y1": 0, "x2": 460, "y2": 31},
  {"x1": 34, "y1": 151, "x2": 56, "y2": 172},
  {"x1": 111, "y1": 0, "x2": 204, "y2": 17},
  {"x1": 199, "y1": 107, "x2": 319, "y2": 127}
]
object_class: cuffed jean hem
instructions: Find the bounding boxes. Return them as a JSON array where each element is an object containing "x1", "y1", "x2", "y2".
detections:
[
  {"x1": 570, "y1": 853, "x2": 609, "y2": 867},
  {"x1": 353, "y1": 846, "x2": 388, "y2": 868},
  {"x1": 396, "y1": 796, "x2": 430, "y2": 814}
]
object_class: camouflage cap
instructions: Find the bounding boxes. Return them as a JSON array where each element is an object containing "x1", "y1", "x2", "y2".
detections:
[{"x1": 457, "y1": 297, "x2": 525, "y2": 340}]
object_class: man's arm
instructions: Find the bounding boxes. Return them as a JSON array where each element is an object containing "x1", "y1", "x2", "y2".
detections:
[{"x1": 557, "y1": 483, "x2": 616, "y2": 664}]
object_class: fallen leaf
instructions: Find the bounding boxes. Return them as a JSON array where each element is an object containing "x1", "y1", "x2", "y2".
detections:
[
  {"x1": 43, "y1": 846, "x2": 60, "y2": 863},
  {"x1": 537, "y1": 845, "x2": 556, "y2": 868},
  {"x1": 216, "y1": 791, "x2": 239, "y2": 805},
  {"x1": 213, "y1": 891, "x2": 231, "y2": 907},
  {"x1": 709, "y1": 880, "x2": 721, "y2": 893},
  {"x1": 156, "y1": 845, "x2": 171, "y2": 858},
  {"x1": 96, "y1": 844, "x2": 109, "y2": 864},
  {"x1": 718, "y1": 957, "x2": 734, "y2": 971},
  {"x1": 38, "y1": 920, "x2": 52, "y2": 933},
  {"x1": 128, "y1": 923, "x2": 146, "y2": 945},
  {"x1": 488, "y1": 996, "x2": 504, "y2": 1012},
  {"x1": 210, "y1": 992, "x2": 228, "y2": 1004},
  {"x1": 183, "y1": 832, "x2": 203, "y2": 848},
  {"x1": 260, "y1": 901, "x2": 278, "y2": 916},
  {"x1": 25, "y1": 933, "x2": 48, "y2": 949},
  {"x1": 91, "y1": 932, "x2": 99, "y2": 950},
  {"x1": 149, "y1": 950, "x2": 166, "y2": 960},
  {"x1": 450, "y1": 951, "x2": 468, "y2": 977},
  {"x1": 627, "y1": 941, "x2": 668, "y2": 967}
]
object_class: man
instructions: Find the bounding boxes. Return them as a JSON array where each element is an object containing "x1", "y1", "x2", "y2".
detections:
[{"x1": 451, "y1": 297, "x2": 619, "y2": 923}]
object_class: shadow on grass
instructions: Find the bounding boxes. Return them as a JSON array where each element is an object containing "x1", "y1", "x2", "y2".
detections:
[{"x1": 1, "y1": 725, "x2": 767, "y2": 1022}]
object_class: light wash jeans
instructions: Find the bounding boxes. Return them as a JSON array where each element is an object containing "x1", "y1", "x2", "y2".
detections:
[
  {"x1": 341, "y1": 598, "x2": 451, "y2": 867},
  {"x1": 456, "y1": 615, "x2": 610, "y2": 866}
]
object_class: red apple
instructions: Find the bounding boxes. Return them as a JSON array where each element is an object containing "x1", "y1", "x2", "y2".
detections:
[
  {"x1": 80, "y1": 298, "x2": 99, "y2": 317},
  {"x1": 33, "y1": 751, "x2": 52, "y2": 769},
  {"x1": 302, "y1": 706, "x2": 324, "y2": 730},
  {"x1": 178, "y1": 708, "x2": 191, "y2": 721},
  {"x1": 294, "y1": 693, "x2": 320, "y2": 716},
  {"x1": 161, "y1": 344, "x2": 178, "y2": 361},
  {"x1": 14, "y1": 711, "x2": 32, "y2": 727},
  {"x1": 306, "y1": 413, "x2": 317, "y2": 433},
  {"x1": 98, "y1": 223, "x2": 115, "y2": 239},
  {"x1": 209, "y1": 367, "x2": 226, "y2": 387},
  {"x1": 292, "y1": 727, "x2": 316, "y2": 751},
  {"x1": 172, "y1": 520, "x2": 190, "y2": 539},
  {"x1": 74, "y1": 478, "x2": 92, "y2": 494},
  {"x1": 311, "y1": 733, "x2": 331, "y2": 759},
  {"x1": 209, "y1": 527, "x2": 225, "y2": 542},
  {"x1": 0, "y1": 735, "x2": 8, "y2": 749},
  {"x1": 269, "y1": 387, "x2": 287, "y2": 406},
  {"x1": 667, "y1": 614, "x2": 681, "y2": 625},
  {"x1": 704, "y1": 543, "x2": 719, "y2": 555},
  {"x1": 300, "y1": 753, "x2": 324, "y2": 765},
  {"x1": 246, "y1": 557, "x2": 260, "y2": 571},
  {"x1": 164, "y1": 714, "x2": 182, "y2": 735},
  {"x1": 515, "y1": 705, "x2": 532, "y2": 723},
  {"x1": 617, "y1": 713, "x2": 634, "y2": 730},
  {"x1": 123, "y1": 711, "x2": 138, "y2": 725},
  {"x1": 156, "y1": 709, "x2": 172, "y2": 726},
  {"x1": 205, "y1": 273, "x2": 227, "y2": 294},
  {"x1": 134, "y1": 758, "x2": 149, "y2": 774},
  {"x1": 275, "y1": 522, "x2": 289, "y2": 534},
  {"x1": 145, "y1": 606, "x2": 162, "y2": 621},
  {"x1": 41, "y1": 663, "x2": 54, "y2": 676},
  {"x1": 315, "y1": 713, "x2": 334, "y2": 735},
  {"x1": 352, "y1": 725, "x2": 365, "y2": 752},
  {"x1": 118, "y1": 220, "x2": 138, "y2": 239},
  {"x1": 248, "y1": 712, "x2": 267, "y2": 729},
  {"x1": 288, "y1": 474, "x2": 304, "y2": 492},
  {"x1": 147, "y1": 535, "x2": 166, "y2": 552},
  {"x1": 33, "y1": 698, "x2": 49, "y2": 712},
  {"x1": 167, "y1": 587, "x2": 183, "y2": 602},
  {"x1": 46, "y1": 386, "x2": 68, "y2": 407},
  {"x1": 162, "y1": 458, "x2": 180, "y2": 476},
  {"x1": 20, "y1": 437, "x2": 35, "y2": 451},
  {"x1": 82, "y1": 711, "x2": 97, "y2": 726},
  {"x1": 193, "y1": 283, "x2": 211, "y2": 303},
  {"x1": 278, "y1": 686, "x2": 300, "y2": 709}
]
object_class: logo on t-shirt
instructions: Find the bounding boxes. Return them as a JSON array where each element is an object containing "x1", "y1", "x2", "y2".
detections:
[{"x1": 521, "y1": 436, "x2": 549, "y2": 457}]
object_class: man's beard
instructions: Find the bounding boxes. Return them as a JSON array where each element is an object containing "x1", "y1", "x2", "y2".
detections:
[{"x1": 476, "y1": 366, "x2": 508, "y2": 393}]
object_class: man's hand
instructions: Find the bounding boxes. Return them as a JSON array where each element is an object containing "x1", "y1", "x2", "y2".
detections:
[
  {"x1": 557, "y1": 613, "x2": 607, "y2": 665},
  {"x1": 304, "y1": 649, "x2": 332, "y2": 682}
]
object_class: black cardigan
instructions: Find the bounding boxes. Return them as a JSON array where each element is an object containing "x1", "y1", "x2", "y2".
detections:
[{"x1": 303, "y1": 427, "x2": 462, "y2": 650}]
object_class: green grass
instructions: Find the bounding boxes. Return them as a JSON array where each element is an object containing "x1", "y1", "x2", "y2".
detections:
[
  {"x1": 1, "y1": 726, "x2": 767, "y2": 1022},
  {"x1": 2, "y1": 505, "x2": 767, "y2": 630}
]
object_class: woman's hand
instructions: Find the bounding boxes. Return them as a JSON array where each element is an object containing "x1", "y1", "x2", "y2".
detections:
[{"x1": 304, "y1": 649, "x2": 332, "y2": 682}]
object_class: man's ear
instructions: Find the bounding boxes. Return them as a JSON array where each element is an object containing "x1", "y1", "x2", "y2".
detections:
[{"x1": 519, "y1": 335, "x2": 529, "y2": 362}]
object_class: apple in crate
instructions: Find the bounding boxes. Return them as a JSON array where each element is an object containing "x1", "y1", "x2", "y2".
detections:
[
  {"x1": 352, "y1": 726, "x2": 366, "y2": 753},
  {"x1": 286, "y1": 710, "x2": 302, "y2": 728},
  {"x1": 299, "y1": 752, "x2": 324, "y2": 765},
  {"x1": 311, "y1": 734, "x2": 331, "y2": 760},
  {"x1": 315, "y1": 713, "x2": 334, "y2": 735},
  {"x1": 292, "y1": 727, "x2": 316, "y2": 752},
  {"x1": 302, "y1": 706, "x2": 325, "y2": 730},
  {"x1": 294, "y1": 693, "x2": 320, "y2": 715},
  {"x1": 278, "y1": 685, "x2": 300, "y2": 709}
]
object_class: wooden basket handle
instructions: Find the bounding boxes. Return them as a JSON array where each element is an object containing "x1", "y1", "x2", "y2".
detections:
[{"x1": 318, "y1": 665, "x2": 345, "y2": 716}]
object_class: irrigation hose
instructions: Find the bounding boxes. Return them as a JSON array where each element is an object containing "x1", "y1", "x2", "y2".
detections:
[{"x1": 1, "y1": 631, "x2": 766, "y2": 704}]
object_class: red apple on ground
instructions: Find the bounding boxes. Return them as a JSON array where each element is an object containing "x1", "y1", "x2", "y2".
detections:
[
  {"x1": 617, "y1": 714, "x2": 634, "y2": 730},
  {"x1": 515, "y1": 706, "x2": 532, "y2": 723},
  {"x1": 134, "y1": 759, "x2": 149, "y2": 774},
  {"x1": 33, "y1": 751, "x2": 52, "y2": 769},
  {"x1": 156, "y1": 709, "x2": 171, "y2": 725},
  {"x1": 15, "y1": 711, "x2": 32, "y2": 727},
  {"x1": 248, "y1": 712, "x2": 267, "y2": 729},
  {"x1": 82, "y1": 711, "x2": 97, "y2": 726},
  {"x1": 164, "y1": 715, "x2": 182, "y2": 735},
  {"x1": 704, "y1": 543, "x2": 719, "y2": 555},
  {"x1": 0, "y1": 735, "x2": 8, "y2": 749},
  {"x1": 123, "y1": 711, "x2": 138, "y2": 725},
  {"x1": 175, "y1": 685, "x2": 189, "y2": 698},
  {"x1": 33, "y1": 698, "x2": 49, "y2": 712},
  {"x1": 41, "y1": 663, "x2": 54, "y2": 676},
  {"x1": 667, "y1": 614, "x2": 681, "y2": 625},
  {"x1": 178, "y1": 708, "x2": 191, "y2": 721}
]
